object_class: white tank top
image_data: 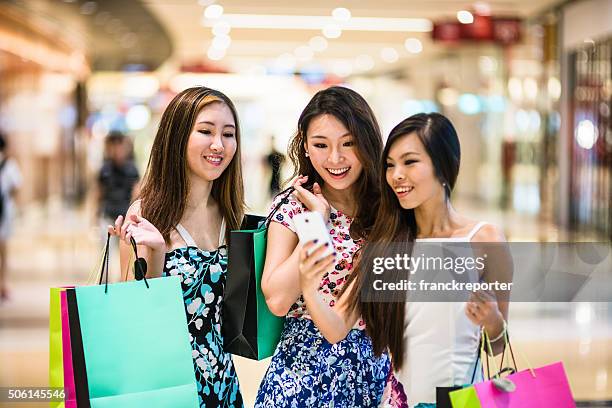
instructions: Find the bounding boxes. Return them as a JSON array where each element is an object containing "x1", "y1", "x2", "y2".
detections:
[
  {"x1": 395, "y1": 221, "x2": 488, "y2": 407},
  {"x1": 175, "y1": 218, "x2": 226, "y2": 249}
]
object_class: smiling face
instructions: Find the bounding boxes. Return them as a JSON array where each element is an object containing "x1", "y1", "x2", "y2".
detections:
[
  {"x1": 385, "y1": 132, "x2": 445, "y2": 209},
  {"x1": 186, "y1": 101, "x2": 237, "y2": 182},
  {"x1": 304, "y1": 113, "x2": 363, "y2": 191}
]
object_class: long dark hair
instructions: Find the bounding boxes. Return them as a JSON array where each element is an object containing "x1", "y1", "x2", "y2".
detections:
[
  {"x1": 139, "y1": 86, "x2": 245, "y2": 243},
  {"x1": 287, "y1": 86, "x2": 383, "y2": 239},
  {"x1": 344, "y1": 112, "x2": 461, "y2": 369}
]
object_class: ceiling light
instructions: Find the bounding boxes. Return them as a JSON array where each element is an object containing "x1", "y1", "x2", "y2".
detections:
[
  {"x1": 205, "y1": 4, "x2": 224, "y2": 19},
  {"x1": 404, "y1": 38, "x2": 423, "y2": 54},
  {"x1": 323, "y1": 24, "x2": 342, "y2": 38},
  {"x1": 332, "y1": 7, "x2": 351, "y2": 21},
  {"x1": 381, "y1": 47, "x2": 399, "y2": 63},
  {"x1": 473, "y1": 2, "x2": 491, "y2": 15},
  {"x1": 457, "y1": 10, "x2": 474, "y2": 24},
  {"x1": 201, "y1": 14, "x2": 432, "y2": 32},
  {"x1": 212, "y1": 21, "x2": 231, "y2": 36},
  {"x1": 309, "y1": 36, "x2": 328, "y2": 52},
  {"x1": 295, "y1": 45, "x2": 314, "y2": 61},
  {"x1": 212, "y1": 34, "x2": 231, "y2": 50}
]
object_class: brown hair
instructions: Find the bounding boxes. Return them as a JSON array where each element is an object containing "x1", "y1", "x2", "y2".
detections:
[
  {"x1": 287, "y1": 86, "x2": 383, "y2": 239},
  {"x1": 139, "y1": 86, "x2": 245, "y2": 243},
  {"x1": 344, "y1": 113, "x2": 461, "y2": 370}
]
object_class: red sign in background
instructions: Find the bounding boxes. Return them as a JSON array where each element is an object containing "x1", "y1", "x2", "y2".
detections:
[{"x1": 433, "y1": 16, "x2": 522, "y2": 45}]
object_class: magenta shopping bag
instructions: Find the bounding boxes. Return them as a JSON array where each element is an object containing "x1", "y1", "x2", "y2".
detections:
[
  {"x1": 60, "y1": 291, "x2": 77, "y2": 408},
  {"x1": 450, "y1": 327, "x2": 576, "y2": 408},
  {"x1": 473, "y1": 361, "x2": 575, "y2": 407}
]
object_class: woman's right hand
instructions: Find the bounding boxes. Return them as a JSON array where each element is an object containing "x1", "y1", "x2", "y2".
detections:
[
  {"x1": 108, "y1": 214, "x2": 165, "y2": 253},
  {"x1": 298, "y1": 239, "x2": 335, "y2": 294},
  {"x1": 292, "y1": 175, "x2": 331, "y2": 223}
]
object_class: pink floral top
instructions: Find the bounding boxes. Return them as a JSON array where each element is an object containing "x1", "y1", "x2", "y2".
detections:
[{"x1": 269, "y1": 193, "x2": 366, "y2": 330}]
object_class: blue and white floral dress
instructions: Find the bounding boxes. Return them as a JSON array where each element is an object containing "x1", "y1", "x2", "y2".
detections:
[
  {"x1": 163, "y1": 221, "x2": 243, "y2": 407},
  {"x1": 255, "y1": 194, "x2": 390, "y2": 408}
]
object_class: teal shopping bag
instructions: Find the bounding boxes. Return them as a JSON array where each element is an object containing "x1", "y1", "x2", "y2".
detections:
[{"x1": 67, "y1": 235, "x2": 198, "y2": 407}]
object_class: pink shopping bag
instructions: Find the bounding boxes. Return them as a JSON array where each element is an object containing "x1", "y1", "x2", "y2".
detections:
[
  {"x1": 473, "y1": 361, "x2": 575, "y2": 407},
  {"x1": 60, "y1": 291, "x2": 77, "y2": 408}
]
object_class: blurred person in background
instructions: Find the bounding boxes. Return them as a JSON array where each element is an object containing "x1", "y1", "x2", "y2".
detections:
[
  {"x1": 0, "y1": 131, "x2": 22, "y2": 302},
  {"x1": 95, "y1": 131, "x2": 140, "y2": 225},
  {"x1": 265, "y1": 135, "x2": 285, "y2": 197},
  {"x1": 94, "y1": 131, "x2": 140, "y2": 279}
]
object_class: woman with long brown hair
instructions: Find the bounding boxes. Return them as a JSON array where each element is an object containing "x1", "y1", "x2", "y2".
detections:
[
  {"x1": 110, "y1": 86, "x2": 245, "y2": 407},
  {"x1": 298, "y1": 113, "x2": 511, "y2": 407},
  {"x1": 255, "y1": 86, "x2": 390, "y2": 407}
]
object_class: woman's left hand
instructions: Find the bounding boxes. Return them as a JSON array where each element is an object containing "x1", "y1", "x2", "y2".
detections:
[
  {"x1": 298, "y1": 240, "x2": 335, "y2": 294},
  {"x1": 465, "y1": 289, "x2": 503, "y2": 327}
]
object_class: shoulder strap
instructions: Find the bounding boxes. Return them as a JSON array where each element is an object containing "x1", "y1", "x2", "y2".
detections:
[
  {"x1": 264, "y1": 187, "x2": 295, "y2": 226},
  {"x1": 218, "y1": 218, "x2": 226, "y2": 246},
  {"x1": 466, "y1": 221, "x2": 488, "y2": 241},
  {"x1": 175, "y1": 223, "x2": 197, "y2": 247}
]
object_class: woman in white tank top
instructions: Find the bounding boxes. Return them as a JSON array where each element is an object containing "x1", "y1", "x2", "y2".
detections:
[{"x1": 298, "y1": 113, "x2": 512, "y2": 407}]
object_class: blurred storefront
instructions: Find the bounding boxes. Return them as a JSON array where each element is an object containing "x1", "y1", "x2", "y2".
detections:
[
  {"x1": 362, "y1": 0, "x2": 611, "y2": 241},
  {"x1": 0, "y1": 0, "x2": 172, "y2": 213},
  {"x1": 0, "y1": 6, "x2": 89, "y2": 210},
  {"x1": 559, "y1": 0, "x2": 611, "y2": 240}
]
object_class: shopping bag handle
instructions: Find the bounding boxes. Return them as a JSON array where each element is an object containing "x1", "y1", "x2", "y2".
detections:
[
  {"x1": 130, "y1": 236, "x2": 149, "y2": 287},
  {"x1": 496, "y1": 324, "x2": 517, "y2": 376},
  {"x1": 494, "y1": 325, "x2": 537, "y2": 378},
  {"x1": 262, "y1": 187, "x2": 295, "y2": 227},
  {"x1": 97, "y1": 233, "x2": 150, "y2": 293},
  {"x1": 480, "y1": 324, "x2": 525, "y2": 380}
]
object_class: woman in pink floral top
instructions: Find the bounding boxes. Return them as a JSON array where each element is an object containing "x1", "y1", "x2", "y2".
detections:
[
  {"x1": 268, "y1": 193, "x2": 365, "y2": 328},
  {"x1": 255, "y1": 86, "x2": 390, "y2": 407}
]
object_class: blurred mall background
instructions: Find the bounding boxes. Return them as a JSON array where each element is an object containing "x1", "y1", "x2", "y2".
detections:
[{"x1": 0, "y1": 0, "x2": 610, "y2": 406}]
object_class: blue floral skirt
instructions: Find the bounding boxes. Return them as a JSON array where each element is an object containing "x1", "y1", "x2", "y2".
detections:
[{"x1": 255, "y1": 317, "x2": 390, "y2": 407}]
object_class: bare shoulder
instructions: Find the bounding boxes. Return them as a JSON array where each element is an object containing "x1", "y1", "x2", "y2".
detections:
[
  {"x1": 268, "y1": 219, "x2": 298, "y2": 238},
  {"x1": 126, "y1": 199, "x2": 142, "y2": 217},
  {"x1": 471, "y1": 223, "x2": 506, "y2": 243}
]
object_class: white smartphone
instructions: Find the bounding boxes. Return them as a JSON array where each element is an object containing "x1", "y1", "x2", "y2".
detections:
[{"x1": 293, "y1": 211, "x2": 334, "y2": 257}]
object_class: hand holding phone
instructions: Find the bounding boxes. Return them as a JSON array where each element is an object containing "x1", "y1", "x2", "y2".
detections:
[
  {"x1": 294, "y1": 211, "x2": 336, "y2": 293},
  {"x1": 293, "y1": 211, "x2": 334, "y2": 257}
]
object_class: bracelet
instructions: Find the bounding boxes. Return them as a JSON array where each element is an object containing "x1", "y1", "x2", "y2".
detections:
[{"x1": 487, "y1": 321, "x2": 507, "y2": 343}]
